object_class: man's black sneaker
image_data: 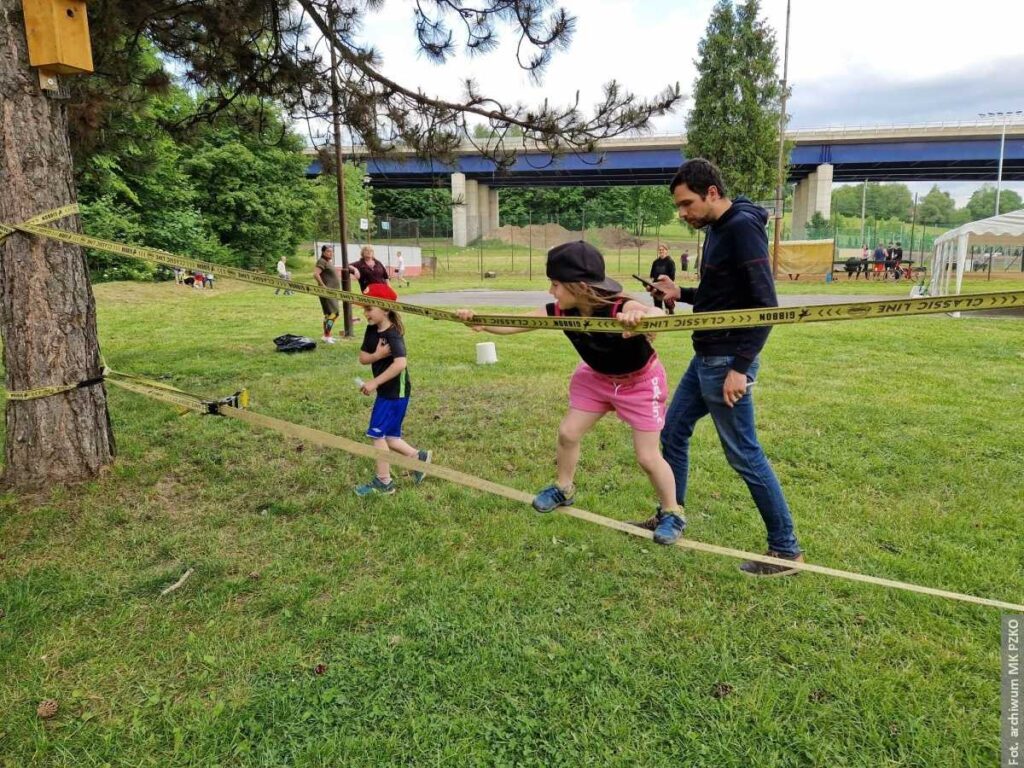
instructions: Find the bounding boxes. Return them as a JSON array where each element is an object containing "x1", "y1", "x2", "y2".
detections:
[{"x1": 739, "y1": 550, "x2": 805, "y2": 577}]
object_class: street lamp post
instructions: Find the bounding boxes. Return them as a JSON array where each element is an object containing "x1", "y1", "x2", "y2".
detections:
[
  {"x1": 771, "y1": 0, "x2": 792, "y2": 277},
  {"x1": 362, "y1": 174, "x2": 372, "y2": 244},
  {"x1": 980, "y1": 110, "x2": 1023, "y2": 216}
]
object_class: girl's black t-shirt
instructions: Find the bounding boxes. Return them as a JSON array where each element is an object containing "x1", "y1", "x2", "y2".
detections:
[
  {"x1": 361, "y1": 324, "x2": 411, "y2": 399},
  {"x1": 545, "y1": 298, "x2": 654, "y2": 376}
]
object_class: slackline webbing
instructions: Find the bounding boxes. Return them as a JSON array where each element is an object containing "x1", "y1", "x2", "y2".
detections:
[{"x1": 103, "y1": 370, "x2": 1024, "y2": 614}]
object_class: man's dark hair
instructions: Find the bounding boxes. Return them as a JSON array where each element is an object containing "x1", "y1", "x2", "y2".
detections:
[{"x1": 669, "y1": 158, "x2": 728, "y2": 198}]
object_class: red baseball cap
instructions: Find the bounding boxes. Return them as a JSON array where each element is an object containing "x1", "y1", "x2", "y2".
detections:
[{"x1": 362, "y1": 282, "x2": 398, "y2": 302}]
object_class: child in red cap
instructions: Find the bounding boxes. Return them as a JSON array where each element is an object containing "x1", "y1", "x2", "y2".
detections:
[{"x1": 354, "y1": 283, "x2": 431, "y2": 496}]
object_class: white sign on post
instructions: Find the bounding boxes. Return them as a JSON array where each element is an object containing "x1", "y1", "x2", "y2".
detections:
[
  {"x1": 359, "y1": 218, "x2": 369, "y2": 231},
  {"x1": 381, "y1": 220, "x2": 391, "y2": 231}
]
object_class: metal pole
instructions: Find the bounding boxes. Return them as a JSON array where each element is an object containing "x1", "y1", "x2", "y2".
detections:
[
  {"x1": 771, "y1": 0, "x2": 791, "y2": 278},
  {"x1": 860, "y1": 179, "x2": 867, "y2": 248},
  {"x1": 995, "y1": 114, "x2": 1007, "y2": 216},
  {"x1": 543, "y1": 213, "x2": 547, "y2": 265},
  {"x1": 908, "y1": 192, "x2": 918, "y2": 270},
  {"x1": 528, "y1": 210, "x2": 533, "y2": 280},
  {"x1": 328, "y1": 5, "x2": 353, "y2": 337},
  {"x1": 636, "y1": 210, "x2": 641, "y2": 275},
  {"x1": 618, "y1": 215, "x2": 623, "y2": 273}
]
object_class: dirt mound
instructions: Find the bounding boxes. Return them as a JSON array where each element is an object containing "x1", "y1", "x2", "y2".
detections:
[
  {"x1": 492, "y1": 223, "x2": 579, "y2": 248},
  {"x1": 492, "y1": 223, "x2": 649, "y2": 250},
  {"x1": 591, "y1": 226, "x2": 643, "y2": 248}
]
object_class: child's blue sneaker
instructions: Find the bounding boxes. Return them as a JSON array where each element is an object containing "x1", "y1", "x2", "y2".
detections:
[
  {"x1": 653, "y1": 512, "x2": 686, "y2": 545},
  {"x1": 411, "y1": 449, "x2": 432, "y2": 485},
  {"x1": 354, "y1": 477, "x2": 396, "y2": 497},
  {"x1": 532, "y1": 484, "x2": 574, "y2": 513}
]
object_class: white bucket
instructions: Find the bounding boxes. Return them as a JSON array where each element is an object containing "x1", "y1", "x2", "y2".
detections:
[{"x1": 476, "y1": 341, "x2": 498, "y2": 365}]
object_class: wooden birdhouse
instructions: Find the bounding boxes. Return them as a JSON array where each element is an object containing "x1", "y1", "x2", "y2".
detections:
[{"x1": 21, "y1": 0, "x2": 94, "y2": 88}]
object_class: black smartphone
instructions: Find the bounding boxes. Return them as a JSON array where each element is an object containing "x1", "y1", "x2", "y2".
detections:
[{"x1": 632, "y1": 274, "x2": 661, "y2": 292}]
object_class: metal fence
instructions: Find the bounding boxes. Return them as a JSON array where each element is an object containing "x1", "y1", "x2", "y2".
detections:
[{"x1": 313, "y1": 209, "x2": 1024, "y2": 281}]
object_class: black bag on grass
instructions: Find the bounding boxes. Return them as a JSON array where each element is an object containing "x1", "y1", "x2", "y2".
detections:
[{"x1": 273, "y1": 334, "x2": 317, "y2": 353}]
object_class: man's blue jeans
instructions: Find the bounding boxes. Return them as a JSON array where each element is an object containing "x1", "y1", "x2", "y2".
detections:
[{"x1": 661, "y1": 355, "x2": 801, "y2": 556}]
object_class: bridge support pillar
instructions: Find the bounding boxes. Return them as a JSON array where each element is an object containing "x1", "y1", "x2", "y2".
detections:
[
  {"x1": 452, "y1": 174, "x2": 482, "y2": 246},
  {"x1": 452, "y1": 173, "x2": 468, "y2": 247},
  {"x1": 791, "y1": 162, "x2": 833, "y2": 238}
]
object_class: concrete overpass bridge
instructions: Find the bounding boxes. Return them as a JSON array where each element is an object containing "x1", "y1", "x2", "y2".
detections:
[{"x1": 305, "y1": 120, "x2": 1024, "y2": 243}]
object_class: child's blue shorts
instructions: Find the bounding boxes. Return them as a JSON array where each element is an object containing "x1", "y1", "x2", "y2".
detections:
[{"x1": 366, "y1": 397, "x2": 410, "y2": 439}]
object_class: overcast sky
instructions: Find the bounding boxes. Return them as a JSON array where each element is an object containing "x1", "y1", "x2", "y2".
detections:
[{"x1": 348, "y1": 0, "x2": 1024, "y2": 206}]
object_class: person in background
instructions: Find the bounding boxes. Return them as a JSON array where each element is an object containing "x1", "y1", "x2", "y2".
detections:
[
  {"x1": 314, "y1": 244, "x2": 340, "y2": 344},
  {"x1": 394, "y1": 250, "x2": 411, "y2": 287},
  {"x1": 348, "y1": 245, "x2": 390, "y2": 292},
  {"x1": 649, "y1": 244, "x2": 677, "y2": 315},
  {"x1": 275, "y1": 256, "x2": 293, "y2": 295},
  {"x1": 872, "y1": 242, "x2": 886, "y2": 280}
]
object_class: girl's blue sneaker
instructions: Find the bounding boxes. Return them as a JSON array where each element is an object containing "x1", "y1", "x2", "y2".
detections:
[
  {"x1": 532, "y1": 484, "x2": 574, "y2": 513},
  {"x1": 355, "y1": 477, "x2": 396, "y2": 497},
  {"x1": 653, "y1": 512, "x2": 686, "y2": 545}
]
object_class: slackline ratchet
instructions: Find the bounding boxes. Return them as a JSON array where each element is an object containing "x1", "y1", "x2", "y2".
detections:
[
  {"x1": 4, "y1": 205, "x2": 1023, "y2": 334},
  {"x1": 104, "y1": 369, "x2": 1024, "y2": 614}
]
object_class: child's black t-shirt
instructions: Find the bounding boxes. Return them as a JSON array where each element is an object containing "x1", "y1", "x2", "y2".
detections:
[
  {"x1": 361, "y1": 324, "x2": 411, "y2": 399},
  {"x1": 545, "y1": 298, "x2": 654, "y2": 376}
]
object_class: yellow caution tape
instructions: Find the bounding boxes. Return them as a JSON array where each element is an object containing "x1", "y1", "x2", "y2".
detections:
[
  {"x1": 5, "y1": 374, "x2": 105, "y2": 401},
  {"x1": 0, "y1": 203, "x2": 81, "y2": 245},
  {"x1": 24, "y1": 203, "x2": 81, "y2": 226},
  {"x1": 104, "y1": 369, "x2": 1024, "y2": 614},
  {"x1": 7, "y1": 207, "x2": 1024, "y2": 333},
  {"x1": 5, "y1": 382, "x2": 82, "y2": 401}
]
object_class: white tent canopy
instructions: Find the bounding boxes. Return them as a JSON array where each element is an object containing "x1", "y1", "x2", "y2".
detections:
[{"x1": 930, "y1": 208, "x2": 1024, "y2": 296}]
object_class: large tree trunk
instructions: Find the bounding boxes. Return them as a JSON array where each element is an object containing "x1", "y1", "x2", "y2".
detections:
[{"x1": 0, "y1": 0, "x2": 114, "y2": 488}]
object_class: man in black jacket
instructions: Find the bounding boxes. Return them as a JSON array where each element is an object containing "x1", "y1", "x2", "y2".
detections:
[
  {"x1": 648, "y1": 159, "x2": 803, "y2": 576},
  {"x1": 649, "y1": 244, "x2": 677, "y2": 314}
]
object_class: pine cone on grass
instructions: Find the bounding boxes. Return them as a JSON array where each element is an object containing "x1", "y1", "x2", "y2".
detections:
[{"x1": 36, "y1": 699, "x2": 58, "y2": 719}]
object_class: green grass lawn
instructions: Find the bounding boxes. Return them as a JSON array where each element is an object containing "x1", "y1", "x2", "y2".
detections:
[{"x1": 1, "y1": 277, "x2": 1023, "y2": 766}]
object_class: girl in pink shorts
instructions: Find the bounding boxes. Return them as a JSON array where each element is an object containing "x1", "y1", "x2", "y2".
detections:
[{"x1": 456, "y1": 241, "x2": 682, "y2": 524}]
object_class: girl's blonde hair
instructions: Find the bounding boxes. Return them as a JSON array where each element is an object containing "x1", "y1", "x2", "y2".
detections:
[{"x1": 561, "y1": 282, "x2": 623, "y2": 316}]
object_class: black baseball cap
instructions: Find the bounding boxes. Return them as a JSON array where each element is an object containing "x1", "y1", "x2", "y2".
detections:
[{"x1": 546, "y1": 241, "x2": 622, "y2": 293}]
